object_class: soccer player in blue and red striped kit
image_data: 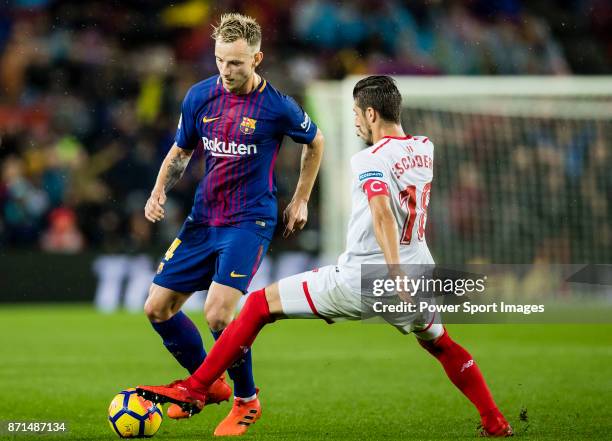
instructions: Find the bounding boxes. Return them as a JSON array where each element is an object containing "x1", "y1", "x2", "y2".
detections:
[{"x1": 142, "y1": 13, "x2": 324, "y2": 436}]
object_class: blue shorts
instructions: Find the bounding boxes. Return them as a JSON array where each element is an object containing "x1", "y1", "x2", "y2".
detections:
[{"x1": 153, "y1": 221, "x2": 270, "y2": 294}]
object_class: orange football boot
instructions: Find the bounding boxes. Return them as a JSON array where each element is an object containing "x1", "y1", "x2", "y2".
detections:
[
  {"x1": 213, "y1": 389, "x2": 261, "y2": 436},
  {"x1": 167, "y1": 375, "x2": 232, "y2": 419}
]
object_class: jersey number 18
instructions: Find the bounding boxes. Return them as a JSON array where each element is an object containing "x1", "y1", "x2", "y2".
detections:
[{"x1": 399, "y1": 182, "x2": 431, "y2": 245}]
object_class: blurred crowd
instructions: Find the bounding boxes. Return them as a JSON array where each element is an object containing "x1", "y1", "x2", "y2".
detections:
[
  {"x1": 415, "y1": 112, "x2": 611, "y2": 263},
  {"x1": 0, "y1": 0, "x2": 610, "y2": 256}
]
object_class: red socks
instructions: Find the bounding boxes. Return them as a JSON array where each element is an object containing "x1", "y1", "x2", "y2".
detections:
[
  {"x1": 418, "y1": 329, "x2": 498, "y2": 417},
  {"x1": 185, "y1": 292, "x2": 499, "y2": 423},
  {"x1": 185, "y1": 288, "x2": 273, "y2": 392}
]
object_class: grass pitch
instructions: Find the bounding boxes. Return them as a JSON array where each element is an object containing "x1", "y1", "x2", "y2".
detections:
[{"x1": 0, "y1": 305, "x2": 610, "y2": 440}]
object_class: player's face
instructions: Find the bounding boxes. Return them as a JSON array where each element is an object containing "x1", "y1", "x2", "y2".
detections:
[
  {"x1": 353, "y1": 104, "x2": 374, "y2": 146},
  {"x1": 215, "y1": 38, "x2": 262, "y2": 93}
]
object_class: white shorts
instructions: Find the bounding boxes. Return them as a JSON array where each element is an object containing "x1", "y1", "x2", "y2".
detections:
[{"x1": 277, "y1": 265, "x2": 443, "y2": 339}]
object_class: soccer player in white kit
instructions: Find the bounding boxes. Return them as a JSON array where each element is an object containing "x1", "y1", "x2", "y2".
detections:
[{"x1": 138, "y1": 76, "x2": 513, "y2": 437}]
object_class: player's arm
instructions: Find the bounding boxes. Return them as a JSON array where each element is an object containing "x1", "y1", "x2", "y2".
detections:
[
  {"x1": 144, "y1": 144, "x2": 193, "y2": 223},
  {"x1": 283, "y1": 128, "x2": 324, "y2": 237},
  {"x1": 368, "y1": 189, "x2": 402, "y2": 272}
]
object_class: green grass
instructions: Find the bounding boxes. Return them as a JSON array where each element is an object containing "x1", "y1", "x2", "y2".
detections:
[{"x1": 0, "y1": 305, "x2": 610, "y2": 440}]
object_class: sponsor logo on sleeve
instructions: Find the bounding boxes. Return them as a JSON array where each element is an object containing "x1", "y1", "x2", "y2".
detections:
[
  {"x1": 359, "y1": 171, "x2": 384, "y2": 181},
  {"x1": 300, "y1": 113, "x2": 311, "y2": 131}
]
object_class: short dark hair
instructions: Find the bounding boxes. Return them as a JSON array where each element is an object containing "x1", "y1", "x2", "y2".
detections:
[{"x1": 353, "y1": 75, "x2": 402, "y2": 123}]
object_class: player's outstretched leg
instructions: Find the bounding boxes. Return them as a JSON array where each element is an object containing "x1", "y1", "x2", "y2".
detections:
[
  {"x1": 144, "y1": 284, "x2": 231, "y2": 419},
  {"x1": 139, "y1": 288, "x2": 273, "y2": 434},
  {"x1": 159, "y1": 287, "x2": 270, "y2": 435},
  {"x1": 416, "y1": 327, "x2": 513, "y2": 437}
]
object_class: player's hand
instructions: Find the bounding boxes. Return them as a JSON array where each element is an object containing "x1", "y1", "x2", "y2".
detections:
[
  {"x1": 145, "y1": 188, "x2": 167, "y2": 223},
  {"x1": 283, "y1": 198, "x2": 308, "y2": 238}
]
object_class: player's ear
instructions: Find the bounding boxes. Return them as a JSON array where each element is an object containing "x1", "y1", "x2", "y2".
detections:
[
  {"x1": 253, "y1": 51, "x2": 263, "y2": 68},
  {"x1": 366, "y1": 107, "x2": 376, "y2": 124}
]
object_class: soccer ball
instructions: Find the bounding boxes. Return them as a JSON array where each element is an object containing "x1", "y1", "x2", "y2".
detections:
[{"x1": 108, "y1": 388, "x2": 163, "y2": 438}]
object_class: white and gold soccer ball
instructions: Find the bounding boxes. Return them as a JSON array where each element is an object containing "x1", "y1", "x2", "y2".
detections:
[{"x1": 108, "y1": 388, "x2": 163, "y2": 438}]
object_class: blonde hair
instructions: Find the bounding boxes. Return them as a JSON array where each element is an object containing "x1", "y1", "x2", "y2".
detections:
[{"x1": 212, "y1": 13, "x2": 262, "y2": 49}]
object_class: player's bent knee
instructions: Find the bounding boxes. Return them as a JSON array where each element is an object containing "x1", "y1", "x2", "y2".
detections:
[
  {"x1": 205, "y1": 311, "x2": 232, "y2": 332},
  {"x1": 144, "y1": 286, "x2": 176, "y2": 322},
  {"x1": 144, "y1": 301, "x2": 174, "y2": 322},
  {"x1": 416, "y1": 324, "x2": 448, "y2": 356},
  {"x1": 414, "y1": 323, "x2": 445, "y2": 342},
  {"x1": 144, "y1": 301, "x2": 169, "y2": 322},
  {"x1": 207, "y1": 317, "x2": 231, "y2": 332}
]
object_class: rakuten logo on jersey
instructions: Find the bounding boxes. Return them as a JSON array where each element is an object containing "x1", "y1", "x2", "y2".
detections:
[{"x1": 202, "y1": 136, "x2": 258, "y2": 158}]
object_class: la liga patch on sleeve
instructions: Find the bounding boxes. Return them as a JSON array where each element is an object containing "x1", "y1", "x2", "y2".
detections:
[{"x1": 359, "y1": 171, "x2": 384, "y2": 181}]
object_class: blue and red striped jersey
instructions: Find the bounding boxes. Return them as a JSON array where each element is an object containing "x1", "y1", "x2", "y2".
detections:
[{"x1": 175, "y1": 75, "x2": 317, "y2": 239}]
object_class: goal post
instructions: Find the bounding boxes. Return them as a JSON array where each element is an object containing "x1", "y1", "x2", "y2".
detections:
[{"x1": 307, "y1": 76, "x2": 612, "y2": 263}]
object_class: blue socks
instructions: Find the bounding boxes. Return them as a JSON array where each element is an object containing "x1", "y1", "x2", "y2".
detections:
[
  {"x1": 151, "y1": 311, "x2": 206, "y2": 374},
  {"x1": 151, "y1": 311, "x2": 257, "y2": 398},
  {"x1": 211, "y1": 329, "x2": 257, "y2": 398}
]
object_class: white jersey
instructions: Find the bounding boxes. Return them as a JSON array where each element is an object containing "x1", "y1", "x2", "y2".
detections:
[
  {"x1": 337, "y1": 135, "x2": 435, "y2": 292},
  {"x1": 277, "y1": 134, "x2": 441, "y2": 336}
]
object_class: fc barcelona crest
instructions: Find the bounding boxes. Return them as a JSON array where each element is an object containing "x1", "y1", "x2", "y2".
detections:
[{"x1": 240, "y1": 117, "x2": 257, "y2": 135}]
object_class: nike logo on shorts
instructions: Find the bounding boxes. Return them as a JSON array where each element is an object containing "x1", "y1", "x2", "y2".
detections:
[{"x1": 230, "y1": 271, "x2": 247, "y2": 278}]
